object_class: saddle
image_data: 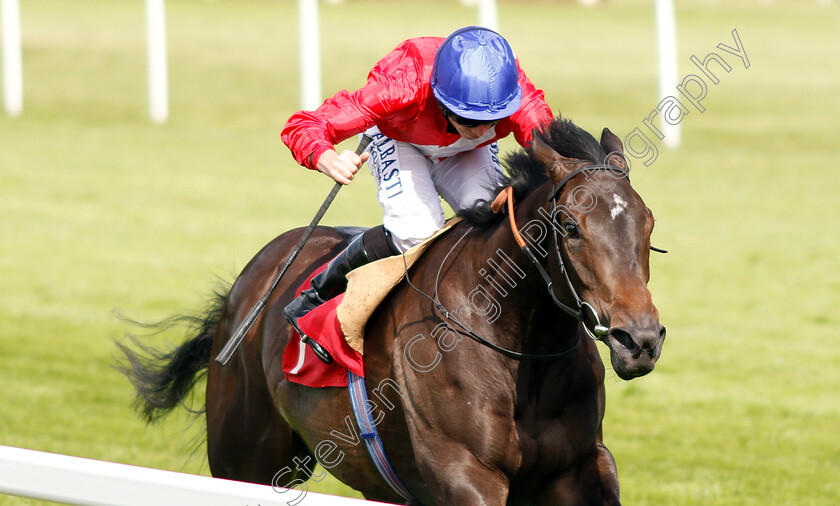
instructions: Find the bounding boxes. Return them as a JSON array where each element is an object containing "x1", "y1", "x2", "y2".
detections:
[{"x1": 281, "y1": 218, "x2": 462, "y2": 387}]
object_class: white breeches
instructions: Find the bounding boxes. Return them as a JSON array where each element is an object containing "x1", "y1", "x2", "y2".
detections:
[{"x1": 365, "y1": 127, "x2": 504, "y2": 252}]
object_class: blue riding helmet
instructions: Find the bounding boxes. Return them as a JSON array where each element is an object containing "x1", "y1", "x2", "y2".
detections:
[{"x1": 431, "y1": 26, "x2": 522, "y2": 122}]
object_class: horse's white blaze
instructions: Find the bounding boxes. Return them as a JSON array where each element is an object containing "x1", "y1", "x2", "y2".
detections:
[{"x1": 610, "y1": 194, "x2": 628, "y2": 219}]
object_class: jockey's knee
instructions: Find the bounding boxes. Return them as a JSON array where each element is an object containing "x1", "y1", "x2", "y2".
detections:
[
  {"x1": 384, "y1": 210, "x2": 446, "y2": 253},
  {"x1": 387, "y1": 224, "x2": 442, "y2": 253},
  {"x1": 390, "y1": 234, "x2": 427, "y2": 254}
]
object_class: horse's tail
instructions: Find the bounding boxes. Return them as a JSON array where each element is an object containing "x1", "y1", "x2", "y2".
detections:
[{"x1": 115, "y1": 284, "x2": 229, "y2": 424}]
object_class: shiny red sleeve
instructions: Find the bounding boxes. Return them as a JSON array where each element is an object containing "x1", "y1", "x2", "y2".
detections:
[
  {"x1": 280, "y1": 92, "x2": 371, "y2": 170},
  {"x1": 508, "y1": 62, "x2": 554, "y2": 148},
  {"x1": 281, "y1": 46, "x2": 423, "y2": 170}
]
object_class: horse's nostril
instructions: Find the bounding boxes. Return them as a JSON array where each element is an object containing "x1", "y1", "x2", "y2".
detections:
[
  {"x1": 659, "y1": 325, "x2": 667, "y2": 339},
  {"x1": 610, "y1": 328, "x2": 635, "y2": 351}
]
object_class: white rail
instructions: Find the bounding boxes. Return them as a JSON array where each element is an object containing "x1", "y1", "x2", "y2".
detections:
[
  {"x1": 1, "y1": 0, "x2": 23, "y2": 117},
  {"x1": 0, "y1": 445, "x2": 391, "y2": 506},
  {"x1": 145, "y1": 0, "x2": 169, "y2": 124},
  {"x1": 655, "y1": 0, "x2": 680, "y2": 148},
  {"x1": 298, "y1": 0, "x2": 322, "y2": 111}
]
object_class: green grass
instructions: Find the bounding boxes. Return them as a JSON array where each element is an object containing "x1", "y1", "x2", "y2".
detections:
[{"x1": 1, "y1": 0, "x2": 838, "y2": 504}]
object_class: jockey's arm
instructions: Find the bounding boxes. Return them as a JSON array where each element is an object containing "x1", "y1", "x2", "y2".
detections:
[
  {"x1": 508, "y1": 60, "x2": 554, "y2": 147},
  {"x1": 282, "y1": 43, "x2": 424, "y2": 175}
]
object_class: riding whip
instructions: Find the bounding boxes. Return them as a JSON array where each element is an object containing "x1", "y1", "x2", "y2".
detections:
[{"x1": 215, "y1": 134, "x2": 373, "y2": 365}]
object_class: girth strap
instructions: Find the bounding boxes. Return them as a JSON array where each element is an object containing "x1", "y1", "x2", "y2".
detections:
[{"x1": 347, "y1": 371, "x2": 415, "y2": 502}]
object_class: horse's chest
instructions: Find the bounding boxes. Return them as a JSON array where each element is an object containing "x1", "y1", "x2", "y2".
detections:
[
  {"x1": 514, "y1": 372, "x2": 604, "y2": 474},
  {"x1": 519, "y1": 407, "x2": 600, "y2": 470}
]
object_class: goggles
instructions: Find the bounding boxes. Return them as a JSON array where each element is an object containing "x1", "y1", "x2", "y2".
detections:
[{"x1": 445, "y1": 109, "x2": 501, "y2": 128}]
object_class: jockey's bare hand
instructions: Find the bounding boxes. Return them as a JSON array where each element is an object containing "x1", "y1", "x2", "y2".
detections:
[{"x1": 316, "y1": 149, "x2": 371, "y2": 185}]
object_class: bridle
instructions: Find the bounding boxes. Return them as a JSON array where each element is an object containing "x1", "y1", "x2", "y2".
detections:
[
  {"x1": 495, "y1": 164, "x2": 630, "y2": 343},
  {"x1": 403, "y1": 162, "x2": 654, "y2": 361}
]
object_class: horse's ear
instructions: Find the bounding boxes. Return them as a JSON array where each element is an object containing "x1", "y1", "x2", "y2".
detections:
[
  {"x1": 531, "y1": 133, "x2": 580, "y2": 184},
  {"x1": 600, "y1": 127, "x2": 628, "y2": 171}
]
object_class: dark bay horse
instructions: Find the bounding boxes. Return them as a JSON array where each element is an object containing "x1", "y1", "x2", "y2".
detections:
[{"x1": 119, "y1": 118, "x2": 665, "y2": 505}]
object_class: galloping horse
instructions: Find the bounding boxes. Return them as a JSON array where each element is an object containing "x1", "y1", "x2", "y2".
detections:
[{"x1": 120, "y1": 118, "x2": 666, "y2": 505}]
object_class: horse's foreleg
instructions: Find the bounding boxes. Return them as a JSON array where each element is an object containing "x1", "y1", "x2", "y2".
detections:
[
  {"x1": 537, "y1": 441, "x2": 621, "y2": 506},
  {"x1": 413, "y1": 445, "x2": 510, "y2": 506}
]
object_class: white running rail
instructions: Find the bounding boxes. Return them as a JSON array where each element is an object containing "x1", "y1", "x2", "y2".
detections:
[{"x1": 0, "y1": 445, "x2": 392, "y2": 506}]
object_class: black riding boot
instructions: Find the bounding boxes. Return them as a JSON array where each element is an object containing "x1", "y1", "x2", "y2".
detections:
[{"x1": 284, "y1": 225, "x2": 398, "y2": 364}]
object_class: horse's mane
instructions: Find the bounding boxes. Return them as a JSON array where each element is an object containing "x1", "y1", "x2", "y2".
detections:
[{"x1": 459, "y1": 117, "x2": 607, "y2": 227}]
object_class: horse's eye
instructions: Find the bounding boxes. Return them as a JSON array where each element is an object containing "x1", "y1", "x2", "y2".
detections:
[{"x1": 563, "y1": 222, "x2": 579, "y2": 238}]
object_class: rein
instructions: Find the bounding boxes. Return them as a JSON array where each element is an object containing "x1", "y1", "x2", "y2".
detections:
[{"x1": 401, "y1": 228, "x2": 583, "y2": 361}]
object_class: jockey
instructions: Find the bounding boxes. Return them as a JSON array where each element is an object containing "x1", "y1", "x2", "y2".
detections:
[{"x1": 281, "y1": 26, "x2": 553, "y2": 363}]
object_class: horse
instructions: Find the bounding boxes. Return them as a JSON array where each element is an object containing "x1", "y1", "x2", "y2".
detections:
[{"x1": 119, "y1": 117, "x2": 666, "y2": 505}]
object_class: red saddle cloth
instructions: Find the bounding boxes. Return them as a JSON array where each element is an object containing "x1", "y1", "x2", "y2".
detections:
[{"x1": 281, "y1": 264, "x2": 364, "y2": 388}]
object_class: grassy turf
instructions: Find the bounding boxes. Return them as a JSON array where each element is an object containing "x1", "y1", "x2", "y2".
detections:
[{"x1": 1, "y1": 0, "x2": 838, "y2": 504}]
